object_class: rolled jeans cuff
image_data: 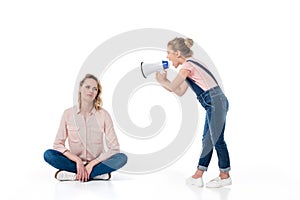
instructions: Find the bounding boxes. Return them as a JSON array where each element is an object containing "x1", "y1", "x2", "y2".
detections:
[
  {"x1": 220, "y1": 167, "x2": 231, "y2": 172},
  {"x1": 197, "y1": 165, "x2": 208, "y2": 171}
]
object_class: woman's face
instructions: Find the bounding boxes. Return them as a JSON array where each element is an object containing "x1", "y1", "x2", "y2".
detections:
[
  {"x1": 166, "y1": 46, "x2": 180, "y2": 68},
  {"x1": 80, "y1": 78, "x2": 98, "y2": 103}
]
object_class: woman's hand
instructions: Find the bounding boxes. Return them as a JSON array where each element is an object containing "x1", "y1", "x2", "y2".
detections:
[
  {"x1": 76, "y1": 160, "x2": 88, "y2": 182},
  {"x1": 85, "y1": 161, "x2": 96, "y2": 179},
  {"x1": 156, "y1": 71, "x2": 167, "y2": 83}
]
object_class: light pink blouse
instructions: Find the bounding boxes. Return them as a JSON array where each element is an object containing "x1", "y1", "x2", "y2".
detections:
[{"x1": 53, "y1": 106, "x2": 120, "y2": 163}]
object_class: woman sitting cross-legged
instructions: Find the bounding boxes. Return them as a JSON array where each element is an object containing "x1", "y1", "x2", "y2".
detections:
[{"x1": 44, "y1": 74, "x2": 127, "y2": 182}]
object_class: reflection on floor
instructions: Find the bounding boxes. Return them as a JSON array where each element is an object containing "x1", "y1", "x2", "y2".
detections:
[{"x1": 4, "y1": 167, "x2": 300, "y2": 200}]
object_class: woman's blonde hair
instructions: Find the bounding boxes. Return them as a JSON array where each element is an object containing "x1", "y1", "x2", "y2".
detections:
[
  {"x1": 78, "y1": 74, "x2": 103, "y2": 110},
  {"x1": 167, "y1": 37, "x2": 194, "y2": 57}
]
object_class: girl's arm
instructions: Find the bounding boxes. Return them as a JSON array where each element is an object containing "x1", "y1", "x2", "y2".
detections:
[{"x1": 156, "y1": 69, "x2": 190, "y2": 96}]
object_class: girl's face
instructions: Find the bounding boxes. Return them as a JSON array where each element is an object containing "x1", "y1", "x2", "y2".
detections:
[
  {"x1": 166, "y1": 46, "x2": 180, "y2": 68},
  {"x1": 80, "y1": 78, "x2": 98, "y2": 103}
]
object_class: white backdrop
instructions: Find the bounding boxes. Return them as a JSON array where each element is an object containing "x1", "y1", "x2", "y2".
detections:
[{"x1": 1, "y1": 0, "x2": 299, "y2": 200}]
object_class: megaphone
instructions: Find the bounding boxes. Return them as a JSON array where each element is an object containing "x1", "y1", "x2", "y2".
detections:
[{"x1": 141, "y1": 60, "x2": 169, "y2": 78}]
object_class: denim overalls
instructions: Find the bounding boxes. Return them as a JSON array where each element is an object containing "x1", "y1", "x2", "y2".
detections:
[{"x1": 186, "y1": 60, "x2": 231, "y2": 172}]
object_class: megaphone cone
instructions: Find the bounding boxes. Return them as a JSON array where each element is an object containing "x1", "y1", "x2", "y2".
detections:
[{"x1": 141, "y1": 61, "x2": 169, "y2": 78}]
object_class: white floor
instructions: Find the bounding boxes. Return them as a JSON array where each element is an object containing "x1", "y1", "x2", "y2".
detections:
[
  {"x1": 4, "y1": 153, "x2": 300, "y2": 200},
  {"x1": 6, "y1": 171, "x2": 299, "y2": 200}
]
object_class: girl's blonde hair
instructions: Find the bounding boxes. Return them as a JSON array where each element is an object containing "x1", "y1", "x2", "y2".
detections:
[
  {"x1": 167, "y1": 37, "x2": 194, "y2": 57},
  {"x1": 78, "y1": 74, "x2": 103, "y2": 110}
]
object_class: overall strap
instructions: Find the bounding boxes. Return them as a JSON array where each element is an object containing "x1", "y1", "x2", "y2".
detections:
[{"x1": 186, "y1": 60, "x2": 219, "y2": 85}]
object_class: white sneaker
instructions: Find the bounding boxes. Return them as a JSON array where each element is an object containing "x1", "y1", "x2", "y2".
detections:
[
  {"x1": 92, "y1": 173, "x2": 111, "y2": 181},
  {"x1": 55, "y1": 170, "x2": 76, "y2": 181},
  {"x1": 206, "y1": 177, "x2": 232, "y2": 188},
  {"x1": 186, "y1": 176, "x2": 204, "y2": 187}
]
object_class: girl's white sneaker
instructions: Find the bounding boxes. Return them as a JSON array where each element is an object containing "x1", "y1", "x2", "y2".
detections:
[
  {"x1": 206, "y1": 177, "x2": 232, "y2": 188},
  {"x1": 186, "y1": 176, "x2": 204, "y2": 187}
]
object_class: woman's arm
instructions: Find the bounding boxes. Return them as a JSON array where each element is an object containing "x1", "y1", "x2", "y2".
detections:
[
  {"x1": 156, "y1": 69, "x2": 190, "y2": 96},
  {"x1": 53, "y1": 112, "x2": 68, "y2": 153},
  {"x1": 53, "y1": 111, "x2": 83, "y2": 164}
]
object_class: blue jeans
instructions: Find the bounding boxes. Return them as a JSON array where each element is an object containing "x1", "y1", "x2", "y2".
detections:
[
  {"x1": 197, "y1": 86, "x2": 231, "y2": 172},
  {"x1": 44, "y1": 149, "x2": 127, "y2": 179}
]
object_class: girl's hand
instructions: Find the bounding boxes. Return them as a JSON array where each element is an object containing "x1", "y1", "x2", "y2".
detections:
[{"x1": 156, "y1": 71, "x2": 167, "y2": 83}]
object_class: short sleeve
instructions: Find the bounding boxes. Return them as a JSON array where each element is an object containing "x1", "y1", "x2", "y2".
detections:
[{"x1": 181, "y1": 61, "x2": 194, "y2": 72}]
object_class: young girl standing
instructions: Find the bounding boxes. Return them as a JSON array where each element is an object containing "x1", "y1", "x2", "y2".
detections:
[{"x1": 156, "y1": 37, "x2": 231, "y2": 188}]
